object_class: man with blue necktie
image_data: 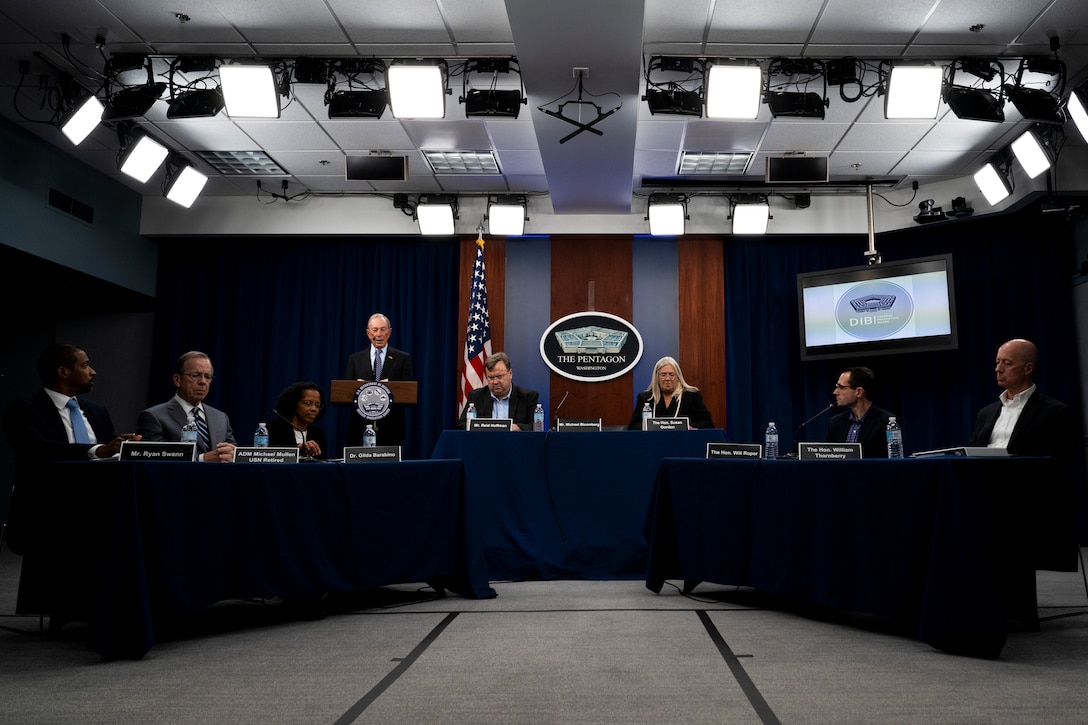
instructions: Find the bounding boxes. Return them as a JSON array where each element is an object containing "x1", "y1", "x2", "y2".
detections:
[
  {"x1": 345, "y1": 313, "x2": 414, "y2": 448},
  {"x1": 3, "y1": 343, "x2": 138, "y2": 565}
]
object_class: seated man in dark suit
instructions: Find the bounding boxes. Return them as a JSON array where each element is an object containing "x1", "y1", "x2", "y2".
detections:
[
  {"x1": 969, "y1": 338, "x2": 1075, "y2": 459},
  {"x1": 3, "y1": 343, "x2": 138, "y2": 609},
  {"x1": 457, "y1": 352, "x2": 540, "y2": 430},
  {"x1": 136, "y1": 350, "x2": 236, "y2": 462},
  {"x1": 826, "y1": 366, "x2": 894, "y2": 459}
]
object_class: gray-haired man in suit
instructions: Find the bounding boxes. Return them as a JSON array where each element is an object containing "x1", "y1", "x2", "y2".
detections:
[{"x1": 137, "y1": 350, "x2": 236, "y2": 462}]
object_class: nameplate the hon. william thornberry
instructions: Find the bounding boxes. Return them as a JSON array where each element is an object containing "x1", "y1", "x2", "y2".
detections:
[
  {"x1": 797, "y1": 442, "x2": 862, "y2": 460},
  {"x1": 706, "y1": 442, "x2": 762, "y2": 459},
  {"x1": 556, "y1": 419, "x2": 602, "y2": 432},
  {"x1": 467, "y1": 418, "x2": 513, "y2": 431},
  {"x1": 343, "y1": 446, "x2": 402, "y2": 462},
  {"x1": 646, "y1": 417, "x2": 689, "y2": 431},
  {"x1": 120, "y1": 441, "x2": 197, "y2": 461},
  {"x1": 234, "y1": 447, "x2": 300, "y2": 464}
]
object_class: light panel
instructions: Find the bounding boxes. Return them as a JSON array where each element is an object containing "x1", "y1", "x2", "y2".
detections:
[
  {"x1": 165, "y1": 165, "x2": 209, "y2": 208},
  {"x1": 706, "y1": 65, "x2": 762, "y2": 119},
  {"x1": 1010, "y1": 130, "x2": 1050, "y2": 179},
  {"x1": 388, "y1": 64, "x2": 446, "y2": 119},
  {"x1": 885, "y1": 65, "x2": 943, "y2": 119},
  {"x1": 487, "y1": 199, "x2": 526, "y2": 236},
  {"x1": 120, "y1": 135, "x2": 169, "y2": 183},
  {"x1": 417, "y1": 200, "x2": 456, "y2": 235},
  {"x1": 1066, "y1": 86, "x2": 1088, "y2": 143},
  {"x1": 220, "y1": 65, "x2": 280, "y2": 118},
  {"x1": 60, "y1": 95, "x2": 104, "y2": 145},
  {"x1": 648, "y1": 197, "x2": 685, "y2": 236},
  {"x1": 973, "y1": 163, "x2": 1011, "y2": 206},
  {"x1": 732, "y1": 202, "x2": 770, "y2": 235}
]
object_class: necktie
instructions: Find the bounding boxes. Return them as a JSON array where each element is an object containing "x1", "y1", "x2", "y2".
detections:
[
  {"x1": 373, "y1": 349, "x2": 383, "y2": 381},
  {"x1": 66, "y1": 398, "x2": 91, "y2": 444},
  {"x1": 193, "y1": 407, "x2": 211, "y2": 452}
]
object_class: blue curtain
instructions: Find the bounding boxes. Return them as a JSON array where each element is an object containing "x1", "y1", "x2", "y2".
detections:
[
  {"x1": 724, "y1": 204, "x2": 1083, "y2": 457},
  {"x1": 150, "y1": 236, "x2": 460, "y2": 459}
]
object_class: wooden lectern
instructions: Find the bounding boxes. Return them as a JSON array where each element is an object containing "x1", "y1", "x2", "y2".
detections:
[{"x1": 330, "y1": 380, "x2": 418, "y2": 407}]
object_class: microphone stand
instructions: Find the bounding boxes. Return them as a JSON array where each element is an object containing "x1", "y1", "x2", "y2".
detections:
[
  {"x1": 551, "y1": 390, "x2": 570, "y2": 431},
  {"x1": 783, "y1": 403, "x2": 837, "y2": 459},
  {"x1": 271, "y1": 408, "x2": 315, "y2": 461}
]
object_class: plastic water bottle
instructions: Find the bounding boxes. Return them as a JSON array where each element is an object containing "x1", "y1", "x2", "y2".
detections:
[
  {"x1": 254, "y1": 422, "x2": 269, "y2": 447},
  {"x1": 886, "y1": 416, "x2": 904, "y2": 459},
  {"x1": 181, "y1": 413, "x2": 198, "y2": 444},
  {"x1": 466, "y1": 402, "x2": 477, "y2": 427},
  {"x1": 533, "y1": 403, "x2": 545, "y2": 432},
  {"x1": 764, "y1": 421, "x2": 779, "y2": 459},
  {"x1": 363, "y1": 424, "x2": 376, "y2": 447},
  {"x1": 641, "y1": 402, "x2": 652, "y2": 430}
]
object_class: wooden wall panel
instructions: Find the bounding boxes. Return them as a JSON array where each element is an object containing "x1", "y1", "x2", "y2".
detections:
[
  {"x1": 549, "y1": 236, "x2": 633, "y2": 426},
  {"x1": 678, "y1": 237, "x2": 727, "y2": 430}
]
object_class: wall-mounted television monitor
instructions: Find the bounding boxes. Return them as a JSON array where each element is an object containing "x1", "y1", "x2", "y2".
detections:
[{"x1": 797, "y1": 254, "x2": 958, "y2": 361}]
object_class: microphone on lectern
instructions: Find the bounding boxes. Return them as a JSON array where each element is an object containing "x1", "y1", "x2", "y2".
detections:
[{"x1": 552, "y1": 390, "x2": 570, "y2": 431}]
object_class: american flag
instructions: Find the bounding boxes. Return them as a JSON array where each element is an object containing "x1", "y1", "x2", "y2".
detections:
[{"x1": 459, "y1": 235, "x2": 492, "y2": 412}]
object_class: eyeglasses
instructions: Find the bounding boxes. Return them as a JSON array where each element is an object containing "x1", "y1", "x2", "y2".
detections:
[
  {"x1": 833, "y1": 384, "x2": 856, "y2": 390},
  {"x1": 182, "y1": 372, "x2": 215, "y2": 381},
  {"x1": 299, "y1": 400, "x2": 324, "y2": 408},
  {"x1": 486, "y1": 371, "x2": 510, "y2": 381}
]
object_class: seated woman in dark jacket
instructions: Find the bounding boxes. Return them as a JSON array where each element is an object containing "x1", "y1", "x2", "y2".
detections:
[
  {"x1": 268, "y1": 381, "x2": 328, "y2": 459},
  {"x1": 627, "y1": 356, "x2": 715, "y2": 430}
]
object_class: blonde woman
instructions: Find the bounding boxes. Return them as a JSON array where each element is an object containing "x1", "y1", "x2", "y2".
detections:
[{"x1": 627, "y1": 356, "x2": 714, "y2": 429}]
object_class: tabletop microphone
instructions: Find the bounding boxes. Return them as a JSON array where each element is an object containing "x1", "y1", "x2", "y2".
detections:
[
  {"x1": 270, "y1": 407, "x2": 302, "y2": 431},
  {"x1": 793, "y1": 402, "x2": 837, "y2": 442},
  {"x1": 552, "y1": 390, "x2": 570, "y2": 430}
]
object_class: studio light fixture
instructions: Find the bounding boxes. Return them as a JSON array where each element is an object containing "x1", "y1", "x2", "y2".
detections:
[
  {"x1": 101, "y1": 54, "x2": 166, "y2": 121},
  {"x1": 764, "y1": 58, "x2": 828, "y2": 119},
  {"x1": 1004, "y1": 56, "x2": 1066, "y2": 124},
  {"x1": 706, "y1": 63, "x2": 762, "y2": 119},
  {"x1": 118, "y1": 131, "x2": 170, "y2": 183},
  {"x1": 647, "y1": 193, "x2": 686, "y2": 236},
  {"x1": 164, "y1": 160, "x2": 209, "y2": 208},
  {"x1": 643, "y1": 56, "x2": 705, "y2": 117},
  {"x1": 388, "y1": 61, "x2": 448, "y2": 119},
  {"x1": 460, "y1": 59, "x2": 526, "y2": 118},
  {"x1": 1068, "y1": 83, "x2": 1088, "y2": 143},
  {"x1": 732, "y1": 196, "x2": 770, "y2": 235},
  {"x1": 884, "y1": 64, "x2": 943, "y2": 119},
  {"x1": 324, "y1": 59, "x2": 388, "y2": 119},
  {"x1": 166, "y1": 57, "x2": 224, "y2": 119},
  {"x1": 416, "y1": 194, "x2": 458, "y2": 235},
  {"x1": 487, "y1": 195, "x2": 527, "y2": 236},
  {"x1": 220, "y1": 64, "x2": 281, "y2": 118},
  {"x1": 973, "y1": 157, "x2": 1012, "y2": 206},
  {"x1": 1010, "y1": 127, "x2": 1052, "y2": 179},
  {"x1": 942, "y1": 58, "x2": 1005, "y2": 123},
  {"x1": 59, "y1": 93, "x2": 104, "y2": 146}
]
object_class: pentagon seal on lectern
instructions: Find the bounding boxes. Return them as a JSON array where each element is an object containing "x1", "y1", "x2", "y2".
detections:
[{"x1": 353, "y1": 381, "x2": 393, "y2": 421}]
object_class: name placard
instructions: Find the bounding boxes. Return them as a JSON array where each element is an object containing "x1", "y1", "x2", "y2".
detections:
[
  {"x1": 234, "y1": 447, "x2": 300, "y2": 464},
  {"x1": 707, "y1": 442, "x2": 762, "y2": 459},
  {"x1": 556, "y1": 419, "x2": 602, "y2": 432},
  {"x1": 797, "y1": 442, "x2": 863, "y2": 460},
  {"x1": 646, "y1": 417, "x2": 689, "y2": 431},
  {"x1": 467, "y1": 418, "x2": 513, "y2": 431},
  {"x1": 120, "y1": 441, "x2": 197, "y2": 461},
  {"x1": 343, "y1": 446, "x2": 402, "y2": 462}
]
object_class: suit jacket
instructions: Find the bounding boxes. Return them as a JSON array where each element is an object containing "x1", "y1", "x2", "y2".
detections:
[
  {"x1": 826, "y1": 404, "x2": 894, "y2": 459},
  {"x1": 345, "y1": 346, "x2": 414, "y2": 446},
  {"x1": 136, "y1": 397, "x2": 236, "y2": 453},
  {"x1": 267, "y1": 416, "x2": 328, "y2": 459},
  {"x1": 457, "y1": 385, "x2": 540, "y2": 430},
  {"x1": 2, "y1": 389, "x2": 117, "y2": 557},
  {"x1": 969, "y1": 391, "x2": 1074, "y2": 460},
  {"x1": 627, "y1": 389, "x2": 715, "y2": 430}
]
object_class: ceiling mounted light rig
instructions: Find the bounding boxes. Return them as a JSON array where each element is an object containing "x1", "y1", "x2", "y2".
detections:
[
  {"x1": 537, "y1": 67, "x2": 622, "y2": 144},
  {"x1": 643, "y1": 56, "x2": 705, "y2": 117},
  {"x1": 764, "y1": 58, "x2": 829, "y2": 119},
  {"x1": 460, "y1": 58, "x2": 527, "y2": 118}
]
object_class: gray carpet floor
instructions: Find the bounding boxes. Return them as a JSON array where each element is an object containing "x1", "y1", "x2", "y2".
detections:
[{"x1": 1, "y1": 546, "x2": 1086, "y2": 724}]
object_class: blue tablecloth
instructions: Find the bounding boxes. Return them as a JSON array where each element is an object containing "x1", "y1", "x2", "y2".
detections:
[
  {"x1": 646, "y1": 457, "x2": 1078, "y2": 658},
  {"x1": 26, "y1": 460, "x2": 495, "y2": 659},
  {"x1": 431, "y1": 429, "x2": 726, "y2": 580}
]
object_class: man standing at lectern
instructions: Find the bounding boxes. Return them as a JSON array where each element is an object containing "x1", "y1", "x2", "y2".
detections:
[
  {"x1": 345, "y1": 312, "x2": 414, "y2": 447},
  {"x1": 969, "y1": 338, "x2": 1074, "y2": 460}
]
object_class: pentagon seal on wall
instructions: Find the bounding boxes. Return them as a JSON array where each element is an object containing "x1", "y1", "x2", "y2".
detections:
[{"x1": 539, "y1": 311, "x2": 644, "y2": 382}]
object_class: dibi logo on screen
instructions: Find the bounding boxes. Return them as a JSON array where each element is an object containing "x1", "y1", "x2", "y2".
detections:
[{"x1": 835, "y1": 281, "x2": 914, "y2": 340}]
